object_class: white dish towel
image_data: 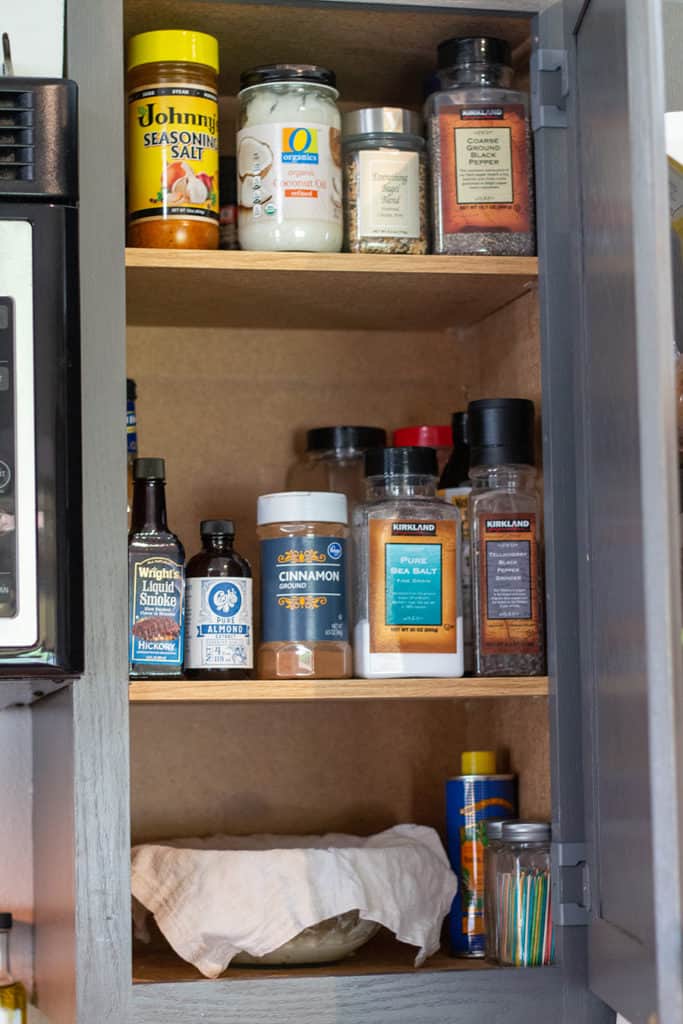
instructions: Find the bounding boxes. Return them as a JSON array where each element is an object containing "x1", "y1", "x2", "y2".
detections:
[{"x1": 131, "y1": 824, "x2": 458, "y2": 978}]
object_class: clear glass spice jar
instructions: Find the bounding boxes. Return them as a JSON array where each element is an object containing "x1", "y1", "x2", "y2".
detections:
[
  {"x1": 286, "y1": 426, "x2": 387, "y2": 508},
  {"x1": 469, "y1": 399, "x2": 546, "y2": 677},
  {"x1": 426, "y1": 36, "x2": 535, "y2": 256},
  {"x1": 495, "y1": 821, "x2": 553, "y2": 967},
  {"x1": 237, "y1": 65, "x2": 343, "y2": 252},
  {"x1": 127, "y1": 30, "x2": 220, "y2": 250},
  {"x1": 342, "y1": 108, "x2": 428, "y2": 254}
]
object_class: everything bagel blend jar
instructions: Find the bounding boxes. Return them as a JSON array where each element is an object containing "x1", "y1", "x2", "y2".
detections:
[
  {"x1": 127, "y1": 30, "x2": 219, "y2": 249},
  {"x1": 237, "y1": 65, "x2": 343, "y2": 251},
  {"x1": 257, "y1": 492, "x2": 351, "y2": 679}
]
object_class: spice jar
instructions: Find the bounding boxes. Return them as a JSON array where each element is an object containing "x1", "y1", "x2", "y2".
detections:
[
  {"x1": 286, "y1": 426, "x2": 387, "y2": 508},
  {"x1": 469, "y1": 399, "x2": 545, "y2": 677},
  {"x1": 127, "y1": 30, "x2": 219, "y2": 249},
  {"x1": 342, "y1": 108, "x2": 428, "y2": 254},
  {"x1": 495, "y1": 821, "x2": 553, "y2": 966},
  {"x1": 426, "y1": 37, "x2": 535, "y2": 256},
  {"x1": 353, "y1": 447, "x2": 463, "y2": 679},
  {"x1": 393, "y1": 424, "x2": 452, "y2": 476},
  {"x1": 257, "y1": 492, "x2": 351, "y2": 679},
  {"x1": 237, "y1": 65, "x2": 343, "y2": 252}
]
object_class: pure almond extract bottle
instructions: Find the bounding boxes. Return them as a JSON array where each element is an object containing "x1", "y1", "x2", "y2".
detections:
[
  {"x1": 185, "y1": 519, "x2": 253, "y2": 680},
  {"x1": 129, "y1": 458, "x2": 185, "y2": 679},
  {"x1": 468, "y1": 399, "x2": 545, "y2": 677}
]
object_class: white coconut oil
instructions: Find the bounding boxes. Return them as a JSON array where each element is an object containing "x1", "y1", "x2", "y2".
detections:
[{"x1": 237, "y1": 67, "x2": 343, "y2": 252}]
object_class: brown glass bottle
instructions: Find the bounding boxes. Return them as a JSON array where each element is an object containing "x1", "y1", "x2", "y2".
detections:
[
  {"x1": 129, "y1": 458, "x2": 185, "y2": 679},
  {"x1": 185, "y1": 520, "x2": 253, "y2": 680}
]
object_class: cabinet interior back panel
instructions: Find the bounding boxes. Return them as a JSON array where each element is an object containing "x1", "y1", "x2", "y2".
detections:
[
  {"x1": 123, "y1": 1, "x2": 532, "y2": 107},
  {"x1": 127, "y1": 325, "x2": 477, "y2": 570},
  {"x1": 130, "y1": 696, "x2": 549, "y2": 842}
]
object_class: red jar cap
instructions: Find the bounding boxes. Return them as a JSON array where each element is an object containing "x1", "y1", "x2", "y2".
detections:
[{"x1": 393, "y1": 425, "x2": 452, "y2": 448}]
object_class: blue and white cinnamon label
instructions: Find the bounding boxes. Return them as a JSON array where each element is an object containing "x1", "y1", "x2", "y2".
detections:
[
  {"x1": 260, "y1": 537, "x2": 348, "y2": 643},
  {"x1": 185, "y1": 577, "x2": 253, "y2": 670}
]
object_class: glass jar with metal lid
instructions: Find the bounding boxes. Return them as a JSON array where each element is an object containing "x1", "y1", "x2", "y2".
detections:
[
  {"x1": 342, "y1": 107, "x2": 428, "y2": 254},
  {"x1": 237, "y1": 65, "x2": 343, "y2": 252},
  {"x1": 495, "y1": 821, "x2": 553, "y2": 966},
  {"x1": 483, "y1": 818, "x2": 510, "y2": 961}
]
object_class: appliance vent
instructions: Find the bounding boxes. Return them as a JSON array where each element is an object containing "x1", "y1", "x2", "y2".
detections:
[{"x1": 0, "y1": 91, "x2": 33, "y2": 181}]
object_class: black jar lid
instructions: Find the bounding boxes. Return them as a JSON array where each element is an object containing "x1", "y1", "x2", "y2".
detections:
[
  {"x1": 200, "y1": 519, "x2": 235, "y2": 537},
  {"x1": 467, "y1": 398, "x2": 535, "y2": 468},
  {"x1": 240, "y1": 64, "x2": 337, "y2": 90},
  {"x1": 364, "y1": 446, "x2": 438, "y2": 478},
  {"x1": 307, "y1": 426, "x2": 387, "y2": 453},
  {"x1": 451, "y1": 410, "x2": 469, "y2": 446},
  {"x1": 127, "y1": 378, "x2": 137, "y2": 402},
  {"x1": 437, "y1": 36, "x2": 511, "y2": 71},
  {"x1": 134, "y1": 457, "x2": 165, "y2": 480},
  {"x1": 0, "y1": 913, "x2": 12, "y2": 930}
]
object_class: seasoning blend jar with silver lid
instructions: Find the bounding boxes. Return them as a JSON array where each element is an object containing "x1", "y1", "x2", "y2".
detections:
[
  {"x1": 426, "y1": 36, "x2": 535, "y2": 256},
  {"x1": 495, "y1": 821, "x2": 553, "y2": 966},
  {"x1": 342, "y1": 108, "x2": 428, "y2": 254},
  {"x1": 237, "y1": 64, "x2": 343, "y2": 252}
]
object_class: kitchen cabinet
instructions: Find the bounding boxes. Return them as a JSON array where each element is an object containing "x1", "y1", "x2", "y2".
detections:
[{"x1": 27, "y1": 0, "x2": 683, "y2": 1022}]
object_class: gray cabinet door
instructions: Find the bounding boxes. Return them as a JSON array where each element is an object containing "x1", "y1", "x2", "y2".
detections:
[{"x1": 565, "y1": 0, "x2": 683, "y2": 1021}]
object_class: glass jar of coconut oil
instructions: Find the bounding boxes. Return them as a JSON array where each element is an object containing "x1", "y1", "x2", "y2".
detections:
[{"x1": 237, "y1": 65, "x2": 343, "y2": 251}]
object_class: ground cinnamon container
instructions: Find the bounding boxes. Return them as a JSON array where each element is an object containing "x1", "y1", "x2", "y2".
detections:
[
  {"x1": 257, "y1": 492, "x2": 351, "y2": 679},
  {"x1": 127, "y1": 30, "x2": 219, "y2": 249}
]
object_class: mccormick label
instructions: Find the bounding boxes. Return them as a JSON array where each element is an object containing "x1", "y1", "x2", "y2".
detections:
[
  {"x1": 478, "y1": 514, "x2": 542, "y2": 655},
  {"x1": 446, "y1": 775, "x2": 516, "y2": 956},
  {"x1": 369, "y1": 518, "x2": 458, "y2": 654},
  {"x1": 260, "y1": 537, "x2": 347, "y2": 643},
  {"x1": 129, "y1": 555, "x2": 184, "y2": 665},
  {"x1": 128, "y1": 84, "x2": 219, "y2": 226},
  {"x1": 236, "y1": 122, "x2": 342, "y2": 226},
  {"x1": 438, "y1": 103, "x2": 531, "y2": 234},
  {"x1": 185, "y1": 577, "x2": 253, "y2": 670}
]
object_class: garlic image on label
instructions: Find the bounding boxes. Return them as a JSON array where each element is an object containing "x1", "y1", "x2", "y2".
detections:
[{"x1": 237, "y1": 66, "x2": 343, "y2": 252}]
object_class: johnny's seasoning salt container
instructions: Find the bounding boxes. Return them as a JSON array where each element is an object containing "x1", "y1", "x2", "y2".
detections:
[
  {"x1": 127, "y1": 30, "x2": 219, "y2": 249},
  {"x1": 446, "y1": 751, "x2": 516, "y2": 957},
  {"x1": 469, "y1": 399, "x2": 546, "y2": 677},
  {"x1": 426, "y1": 37, "x2": 535, "y2": 256},
  {"x1": 185, "y1": 520, "x2": 253, "y2": 679},
  {"x1": 257, "y1": 492, "x2": 351, "y2": 679},
  {"x1": 129, "y1": 459, "x2": 185, "y2": 678},
  {"x1": 352, "y1": 447, "x2": 463, "y2": 678}
]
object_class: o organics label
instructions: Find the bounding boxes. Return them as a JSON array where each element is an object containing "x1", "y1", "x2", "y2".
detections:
[{"x1": 281, "y1": 127, "x2": 319, "y2": 164}]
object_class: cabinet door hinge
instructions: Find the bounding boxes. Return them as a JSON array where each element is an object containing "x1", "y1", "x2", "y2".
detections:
[
  {"x1": 531, "y1": 48, "x2": 569, "y2": 131},
  {"x1": 552, "y1": 841, "x2": 590, "y2": 926}
]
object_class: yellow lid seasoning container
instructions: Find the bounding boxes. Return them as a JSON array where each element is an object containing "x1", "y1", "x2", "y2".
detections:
[{"x1": 127, "y1": 30, "x2": 220, "y2": 249}]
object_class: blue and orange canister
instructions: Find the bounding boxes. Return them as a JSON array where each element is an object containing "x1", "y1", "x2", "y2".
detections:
[{"x1": 446, "y1": 750, "x2": 517, "y2": 957}]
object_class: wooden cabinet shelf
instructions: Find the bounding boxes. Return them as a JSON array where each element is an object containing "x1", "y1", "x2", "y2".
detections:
[
  {"x1": 125, "y1": 249, "x2": 538, "y2": 331},
  {"x1": 132, "y1": 931, "x2": 494, "y2": 986},
  {"x1": 128, "y1": 675, "x2": 548, "y2": 702}
]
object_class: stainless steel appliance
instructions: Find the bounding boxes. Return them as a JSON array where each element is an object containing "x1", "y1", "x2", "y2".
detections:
[{"x1": 0, "y1": 78, "x2": 82, "y2": 674}]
